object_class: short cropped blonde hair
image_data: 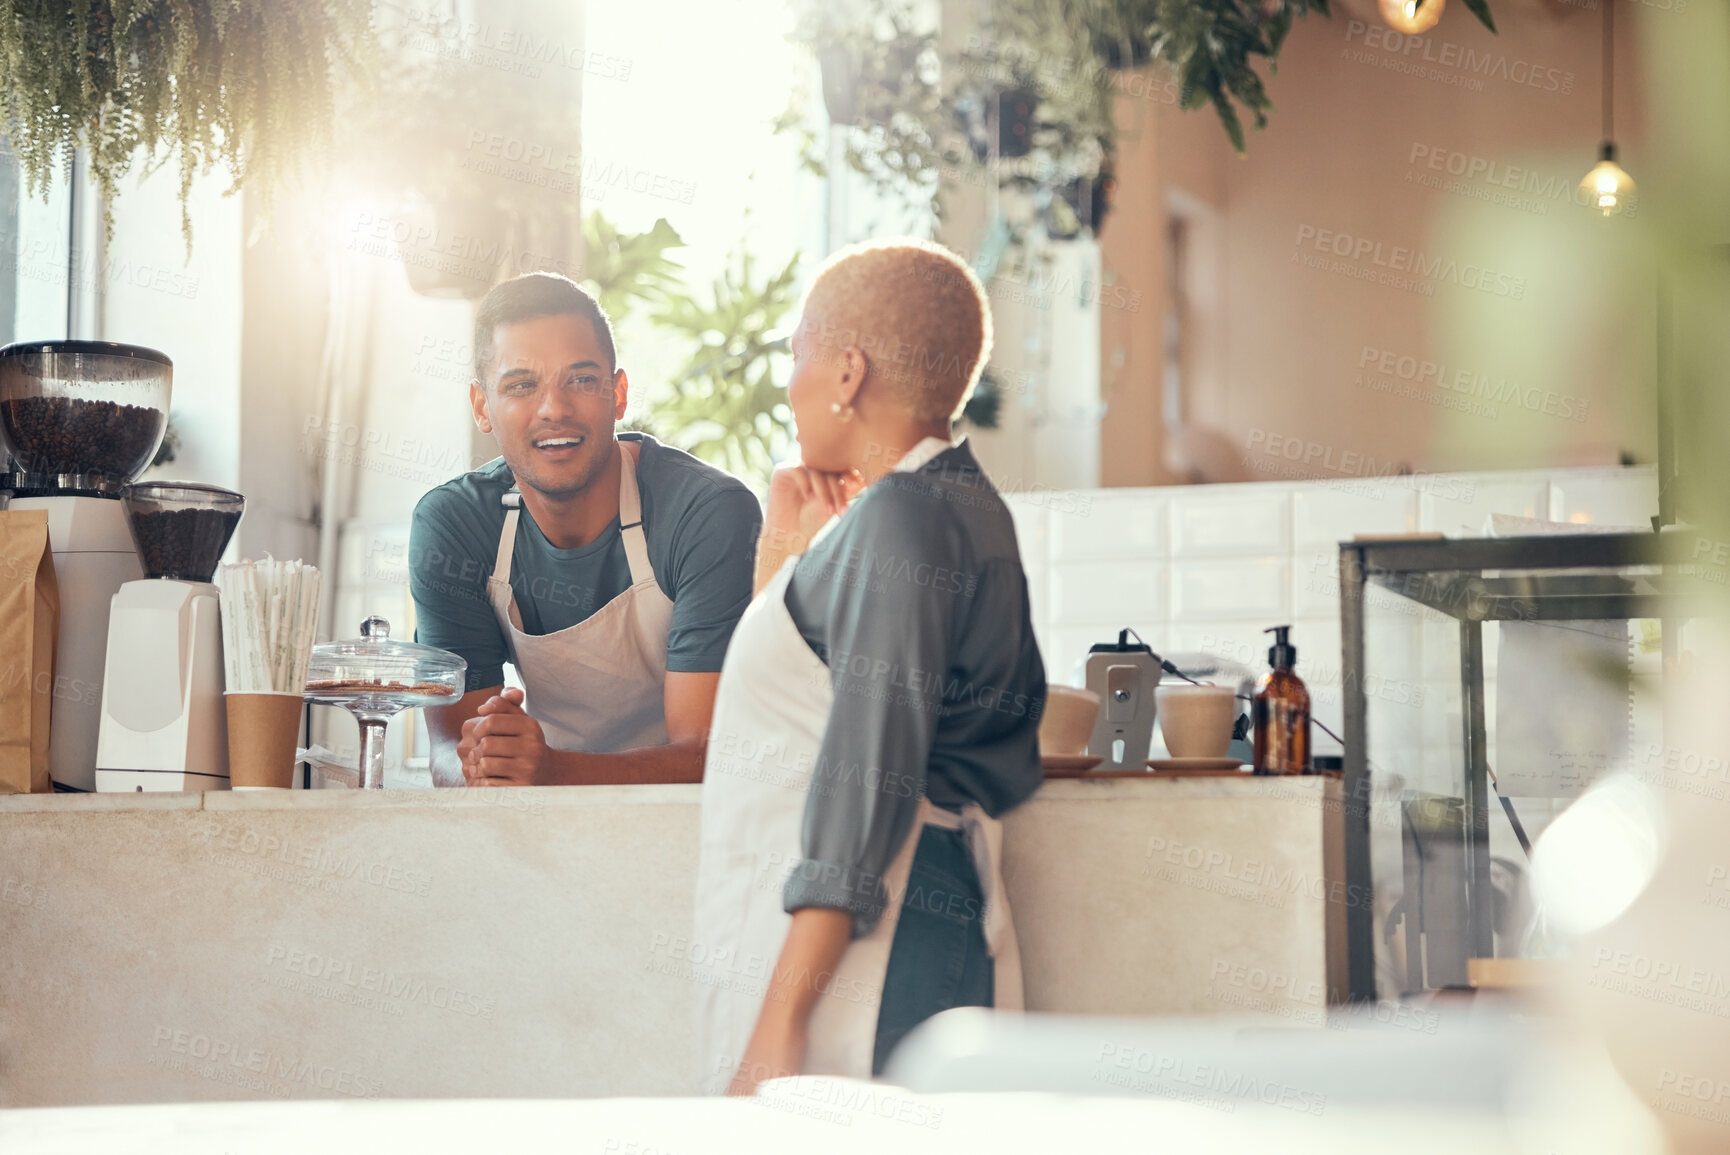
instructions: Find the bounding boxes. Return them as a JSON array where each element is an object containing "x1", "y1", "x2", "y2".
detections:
[{"x1": 800, "y1": 239, "x2": 993, "y2": 425}]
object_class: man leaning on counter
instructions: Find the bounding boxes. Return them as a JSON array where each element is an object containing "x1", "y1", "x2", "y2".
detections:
[{"x1": 409, "y1": 274, "x2": 762, "y2": 786}]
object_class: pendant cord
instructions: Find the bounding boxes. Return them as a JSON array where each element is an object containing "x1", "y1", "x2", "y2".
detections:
[{"x1": 1603, "y1": 0, "x2": 1614, "y2": 143}]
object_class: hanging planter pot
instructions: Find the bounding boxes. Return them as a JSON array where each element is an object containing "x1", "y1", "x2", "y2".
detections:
[
  {"x1": 395, "y1": 199, "x2": 513, "y2": 301},
  {"x1": 1092, "y1": 29, "x2": 1153, "y2": 71},
  {"x1": 1042, "y1": 156, "x2": 1114, "y2": 241},
  {"x1": 960, "y1": 370, "x2": 1003, "y2": 431},
  {"x1": 817, "y1": 43, "x2": 861, "y2": 125},
  {"x1": 993, "y1": 86, "x2": 1039, "y2": 159}
]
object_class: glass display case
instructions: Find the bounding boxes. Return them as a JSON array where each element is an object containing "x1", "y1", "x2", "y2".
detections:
[{"x1": 1335, "y1": 531, "x2": 1704, "y2": 1001}]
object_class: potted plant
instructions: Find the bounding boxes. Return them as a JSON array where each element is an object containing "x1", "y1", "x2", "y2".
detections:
[{"x1": 632, "y1": 245, "x2": 803, "y2": 487}]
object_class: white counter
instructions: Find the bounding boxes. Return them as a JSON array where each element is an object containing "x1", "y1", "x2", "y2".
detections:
[{"x1": 0, "y1": 776, "x2": 1344, "y2": 1106}]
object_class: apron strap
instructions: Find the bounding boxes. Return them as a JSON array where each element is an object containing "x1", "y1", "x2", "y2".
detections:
[
  {"x1": 618, "y1": 440, "x2": 654, "y2": 588},
  {"x1": 492, "y1": 491, "x2": 522, "y2": 584},
  {"x1": 923, "y1": 802, "x2": 1014, "y2": 965},
  {"x1": 491, "y1": 491, "x2": 526, "y2": 637}
]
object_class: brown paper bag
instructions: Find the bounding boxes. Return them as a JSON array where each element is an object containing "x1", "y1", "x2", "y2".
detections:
[{"x1": 0, "y1": 509, "x2": 59, "y2": 793}]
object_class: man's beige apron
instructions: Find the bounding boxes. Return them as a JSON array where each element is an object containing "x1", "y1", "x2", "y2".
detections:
[
  {"x1": 691, "y1": 457, "x2": 1023, "y2": 1094},
  {"x1": 487, "y1": 440, "x2": 673, "y2": 752}
]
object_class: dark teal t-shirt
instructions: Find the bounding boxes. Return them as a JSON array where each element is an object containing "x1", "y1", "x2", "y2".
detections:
[{"x1": 408, "y1": 433, "x2": 762, "y2": 692}]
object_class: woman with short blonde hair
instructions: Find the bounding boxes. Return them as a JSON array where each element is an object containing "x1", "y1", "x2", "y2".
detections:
[{"x1": 692, "y1": 240, "x2": 1047, "y2": 1093}]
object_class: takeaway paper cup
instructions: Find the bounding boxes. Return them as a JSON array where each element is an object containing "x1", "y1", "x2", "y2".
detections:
[{"x1": 225, "y1": 692, "x2": 303, "y2": 789}]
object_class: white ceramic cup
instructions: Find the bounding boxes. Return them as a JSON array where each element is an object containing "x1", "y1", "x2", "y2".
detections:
[
  {"x1": 1156, "y1": 683, "x2": 1238, "y2": 759},
  {"x1": 1038, "y1": 686, "x2": 1102, "y2": 756}
]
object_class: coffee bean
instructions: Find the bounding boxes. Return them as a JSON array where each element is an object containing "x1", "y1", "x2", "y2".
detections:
[
  {"x1": 128, "y1": 508, "x2": 242, "y2": 582},
  {"x1": 0, "y1": 396, "x2": 164, "y2": 485}
]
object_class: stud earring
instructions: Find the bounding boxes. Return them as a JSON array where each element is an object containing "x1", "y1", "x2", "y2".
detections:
[{"x1": 830, "y1": 402, "x2": 854, "y2": 423}]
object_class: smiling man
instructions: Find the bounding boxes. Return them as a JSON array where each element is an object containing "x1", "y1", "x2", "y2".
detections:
[{"x1": 409, "y1": 273, "x2": 761, "y2": 786}]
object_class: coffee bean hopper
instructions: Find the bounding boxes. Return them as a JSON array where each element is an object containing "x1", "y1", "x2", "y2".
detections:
[
  {"x1": 95, "y1": 482, "x2": 245, "y2": 791},
  {"x1": 305, "y1": 617, "x2": 464, "y2": 789},
  {"x1": 0, "y1": 340, "x2": 171, "y2": 790}
]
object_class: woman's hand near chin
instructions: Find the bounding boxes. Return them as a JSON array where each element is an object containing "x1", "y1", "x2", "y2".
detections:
[{"x1": 754, "y1": 463, "x2": 862, "y2": 594}]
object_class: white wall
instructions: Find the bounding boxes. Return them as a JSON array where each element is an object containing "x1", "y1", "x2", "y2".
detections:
[
  {"x1": 1010, "y1": 463, "x2": 1656, "y2": 730},
  {"x1": 104, "y1": 168, "x2": 246, "y2": 492}
]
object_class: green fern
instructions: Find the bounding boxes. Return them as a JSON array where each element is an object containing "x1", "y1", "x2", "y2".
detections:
[{"x1": 0, "y1": 0, "x2": 373, "y2": 252}]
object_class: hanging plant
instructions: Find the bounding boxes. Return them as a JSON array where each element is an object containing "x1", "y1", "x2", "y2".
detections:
[
  {"x1": 773, "y1": 1, "x2": 954, "y2": 211},
  {"x1": 780, "y1": 0, "x2": 1498, "y2": 226},
  {"x1": 0, "y1": 1, "x2": 373, "y2": 250}
]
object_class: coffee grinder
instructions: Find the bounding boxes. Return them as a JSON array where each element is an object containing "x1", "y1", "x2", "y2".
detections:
[
  {"x1": 0, "y1": 341, "x2": 171, "y2": 791},
  {"x1": 95, "y1": 482, "x2": 245, "y2": 791}
]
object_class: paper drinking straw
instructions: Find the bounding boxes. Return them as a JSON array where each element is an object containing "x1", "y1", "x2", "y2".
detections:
[{"x1": 219, "y1": 558, "x2": 322, "y2": 693}]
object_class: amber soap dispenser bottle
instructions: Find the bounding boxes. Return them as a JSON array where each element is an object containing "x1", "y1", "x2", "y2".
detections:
[{"x1": 1252, "y1": 625, "x2": 1310, "y2": 775}]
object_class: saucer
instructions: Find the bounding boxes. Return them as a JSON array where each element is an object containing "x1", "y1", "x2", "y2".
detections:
[
  {"x1": 1041, "y1": 754, "x2": 1105, "y2": 776},
  {"x1": 1148, "y1": 757, "x2": 1248, "y2": 772}
]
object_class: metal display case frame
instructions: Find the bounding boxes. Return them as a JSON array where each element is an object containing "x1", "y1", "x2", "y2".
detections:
[{"x1": 1336, "y1": 531, "x2": 1696, "y2": 1001}]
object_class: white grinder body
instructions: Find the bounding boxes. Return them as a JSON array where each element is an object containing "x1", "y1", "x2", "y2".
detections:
[
  {"x1": 7, "y1": 494, "x2": 141, "y2": 791},
  {"x1": 95, "y1": 578, "x2": 229, "y2": 790}
]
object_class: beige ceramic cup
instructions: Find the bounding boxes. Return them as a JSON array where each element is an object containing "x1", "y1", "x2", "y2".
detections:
[
  {"x1": 1155, "y1": 683, "x2": 1238, "y2": 759},
  {"x1": 225, "y1": 691, "x2": 304, "y2": 789},
  {"x1": 1038, "y1": 686, "x2": 1102, "y2": 756}
]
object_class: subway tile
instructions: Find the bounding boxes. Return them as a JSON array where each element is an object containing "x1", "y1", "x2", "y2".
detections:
[
  {"x1": 1551, "y1": 468, "x2": 1659, "y2": 530},
  {"x1": 1419, "y1": 477, "x2": 1551, "y2": 537},
  {"x1": 1170, "y1": 559, "x2": 1288, "y2": 622},
  {"x1": 1289, "y1": 619, "x2": 1343, "y2": 678},
  {"x1": 1005, "y1": 499, "x2": 1050, "y2": 571},
  {"x1": 1050, "y1": 560, "x2": 1166, "y2": 624},
  {"x1": 1048, "y1": 490, "x2": 1165, "y2": 560},
  {"x1": 1166, "y1": 620, "x2": 1271, "y2": 672},
  {"x1": 1292, "y1": 484, "x2": 1419, "y2": 547},
  {"x1": 1293, "y1": 547, "x2": 1351, "y2": 617},
  {"x1": 1170, "y1": 490, "x2": 1290, "y2": 556},
  {"x1": 1026, "y1": 570, "x2": 1051, "y2": 649},
  {"x1": 1291, "y1": 618, "x2": 1344, "y2": 749},
  {"x1": 1048, "y1": 622, "x2": 1160, "y2": 686}
]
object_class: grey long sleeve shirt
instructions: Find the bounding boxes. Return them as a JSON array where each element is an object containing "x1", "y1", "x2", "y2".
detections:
[{"x1": 781, "y1": 441, "x2": 1047, "y2": 937}]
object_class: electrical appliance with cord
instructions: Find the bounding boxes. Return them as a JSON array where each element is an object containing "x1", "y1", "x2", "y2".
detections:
[
  {"x1": 0, "y1": 340, "x2": 170, "y2": 791},
  {"x1": 95, "y1": 481, "x2": 245, "y2": 791}
]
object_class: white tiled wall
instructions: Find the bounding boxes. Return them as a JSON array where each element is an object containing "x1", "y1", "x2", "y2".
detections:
[{"x1": 1007, "y1": 466, "x2": 1657, "y2": 692}]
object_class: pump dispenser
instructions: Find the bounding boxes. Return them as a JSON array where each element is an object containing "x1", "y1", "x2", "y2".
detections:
[{"x1": 1252, "y1": 625, "x2": 1310, "y2": 775}]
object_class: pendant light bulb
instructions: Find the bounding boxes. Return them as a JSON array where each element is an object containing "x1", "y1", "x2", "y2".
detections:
[
  {"x1": 1580, "y1": 145, "x2": 1637, "y2": 217},
  {"x1": 1581, "y1": 0, "x2": 1634, "y2": 218},
  {"x1": 1379, "y1": 0, "x2": 1444, "y2": 34}
]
